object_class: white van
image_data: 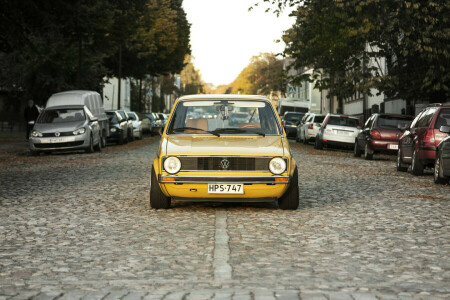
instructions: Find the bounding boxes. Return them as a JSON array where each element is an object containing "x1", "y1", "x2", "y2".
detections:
[{"x1": 29, "y1": 90, "x2": 109, "y2": 154}]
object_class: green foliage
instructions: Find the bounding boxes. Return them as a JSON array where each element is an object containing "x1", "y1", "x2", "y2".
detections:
[
  {"x1": 180, "y1": 55, "x2": 204, "y2": 95},
  {"x1": 0, "y1": 0, "x2": 191, "y2": 105},
  {"x1": 230, "y1": 53, "x2": 284, "y2": 95},
  {"x1": 260, "y1": 0, "x2": 449, "y2": 102}
]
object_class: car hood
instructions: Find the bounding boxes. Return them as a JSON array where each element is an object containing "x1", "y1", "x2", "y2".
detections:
[
  {"x1": 163, "y1": 135, "x2": 286, "y2": 156},
  {"x1": 33, "y1": 121, "x2": 86, "y2": 133}
]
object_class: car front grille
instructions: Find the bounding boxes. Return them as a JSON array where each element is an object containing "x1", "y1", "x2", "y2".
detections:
[
  {"x1": 34, "y1": 141, "x2": 84, "y2": 148},
  {"x1": 172, "y1": 157, "x2": 274, "y2": 171},
  {"x1": 42, "y1": 132, "x2": 74, "y2": 137}
]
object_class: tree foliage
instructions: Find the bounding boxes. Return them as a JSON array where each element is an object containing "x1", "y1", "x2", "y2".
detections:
[
  {"x1": 0, "y1": 0, "x2": 191, "y2": 105},
  {"x1": 258, "y1": 0, "x2": 449, "y2": 103},
  {"x1": 230, "y1": 53, "x2": 284, "y2": 95},
  {"x1": 180, "y1": 55, "x2": 204, "y2": 95}
]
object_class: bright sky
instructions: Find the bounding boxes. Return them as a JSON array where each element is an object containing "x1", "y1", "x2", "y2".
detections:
[{"x1": 182, "y1": 0, "x2": 295, "y2": 86}]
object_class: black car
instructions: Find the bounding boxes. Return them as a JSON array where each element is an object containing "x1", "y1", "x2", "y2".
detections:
[
  {"x1": 106, "y1": 110, "x2": 129, "y2": 144},
  {"x1": 282, "y1": 112, "x2": 305, "y2": 138},
  {"x1": 117, "y1": 110, "x2": 134, "y2": 142},
  {"x1": 434, "y1": 125, "x2": 450, "y2": 184}
]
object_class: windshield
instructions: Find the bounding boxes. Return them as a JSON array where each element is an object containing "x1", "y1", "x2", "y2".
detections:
[
  {"x1": 38, "y1": 108, "x2": 85, "y2": 124},
  {"x1": 167, "y1": 99, "x2": 281, "y2": 135},
  {"x1": 327, "y1": 116, "x2": 361, "y2": 127},
  {"x1": 314, "y1": 116, "x2": 325, "y2": 123},
  {"x1": 378, "y1": 116, "x2": 413, "y2": 129},
  {"x1": 106, "y1": 112, "x2": 119, "y2": 124}
]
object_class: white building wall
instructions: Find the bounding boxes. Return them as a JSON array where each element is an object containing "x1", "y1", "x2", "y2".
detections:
[
  {"x1": 344, "y1": 101, "x2": 364, "y2": 115},
  {"x1": 102, "y1": 77, "x2": 131, "y2": 111}
]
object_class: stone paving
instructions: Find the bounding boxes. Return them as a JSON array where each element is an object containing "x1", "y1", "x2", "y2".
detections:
[{"x1": 0, "y1": 137, "x2": 449, "y2": 299}]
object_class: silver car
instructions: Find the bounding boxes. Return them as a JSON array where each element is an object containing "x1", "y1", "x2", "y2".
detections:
[{"x1": 29, "y1": 105, "x2": 101, "y2": 155}]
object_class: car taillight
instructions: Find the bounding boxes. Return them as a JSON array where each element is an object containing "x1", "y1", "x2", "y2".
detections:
[
  {"x1": 323, "y1": 115, "x2": 330, "y2": 129},
  {"x1": 370, "y1": 129, "x2": 381, "y2": 139},
  {"x1": 282, "y1": 121, "x2": 286, "y2": 126},
  {"x1": 422, "y1": 129, "x2": 435, "y2": 146},
  {"x1": 308, "y1": 124, "x2": 313, "y2": 129}
]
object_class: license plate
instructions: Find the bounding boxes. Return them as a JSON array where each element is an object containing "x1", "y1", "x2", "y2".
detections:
[
  {"x1": 336, "y1": 130, "x2": 350, "y2": 136},
  {"x1": 388, "y1": 144, "x2": 398, "y2": 150},
  {"x1": 47, "y1": 137, "x2": 74, "y2": 143},
  {"x1": 207, "y1": 183, "x2": 244, "y2": 194}
]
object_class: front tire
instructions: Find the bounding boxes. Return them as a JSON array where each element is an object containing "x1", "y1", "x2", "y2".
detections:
[
  {"x1": 94, "y1": 134, "x2": 101, "y2": 152},
  {"x1": 397, "y1": 149, "x2": 408, "y2": 172},
  {"x1": 434, "y1": 153, "x2": 447, "y2": 184},
  {"x1": 354, "y1": 141, "x2": 362, "y2": 157},
  {"x1": 364, "y1": 143, "x2": 373, "y2": 160},
  {"x1": 411, "y1": 148, "x2": 424, "y2": 176},
  {"x1": 100, "y1": 132, "x2": 107, "y2": 148},
  {"x1": 314, "y1": 136, "x2": 323, "y2": 150},
  {"x1": 85, "y1": 135, "x2": 95, "y2": 153},
  {"x1": 278, "y1": 167, "x2": 299, "y2": 210},
  {"x1": 150, "y1": 167, "x2": 171, "y2": 209}
]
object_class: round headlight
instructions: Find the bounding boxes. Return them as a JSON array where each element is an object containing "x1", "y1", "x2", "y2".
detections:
[
  {"x1": 164, "y1": 157, "x2": 181, "y2": 174},
  {"x1": 269, "y1": 157, "x2": 286, "y2": 175},
  {"x1": 110, "y1": 128, "x2": 117, "y2": 132}
]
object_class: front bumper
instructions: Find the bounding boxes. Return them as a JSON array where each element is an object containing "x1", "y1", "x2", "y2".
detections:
[{"x1": 29, "y1": 134, "x2": 89, "y2": 151}]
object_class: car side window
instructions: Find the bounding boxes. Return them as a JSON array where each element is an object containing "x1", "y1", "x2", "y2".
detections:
[{"x1": 416, "y1": 108, "x2": 436, "y2": 128}]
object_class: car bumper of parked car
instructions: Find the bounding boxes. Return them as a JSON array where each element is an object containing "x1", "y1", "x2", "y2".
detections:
[
  {"x1": 369, "y1": 140, "x2": 400, "y2": 152},
  {"x1": 322, "y1": 134, "x2": 355, "y2": 146},
  {"x1": 284, "y1": 126, "x2": 297, "y2": 137},
  {"x1": 107, "y1": 130, "x2": 122, "y2": 142},
  {"x1": 29, "y1": 134, "x2": 90, "y2": 151}
]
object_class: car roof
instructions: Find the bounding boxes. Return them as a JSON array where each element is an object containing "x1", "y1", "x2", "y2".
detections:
[
  {"x1": 177, "y1": 94, "x2": 270, "y2": 101},
  {"x1": 326, "y1": 113, "x2": 360, "y2": 119}
]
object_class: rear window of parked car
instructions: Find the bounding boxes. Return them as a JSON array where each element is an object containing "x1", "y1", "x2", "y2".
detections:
[
  {"x1": 285, "y1": 113, "x2": 304, "y2": 123},
  {"x1": 327, "y1": 116, "x2": 360, "y2": 127},
  {"x1": 377, "y1": 115, "x2": 413, "y2": 129},
  {"x1": 434, "y1": 108, "x2": 450, "y2": 129},
  {"x1": 313, "y1": 116, "x2": 325, "y2": 123}
]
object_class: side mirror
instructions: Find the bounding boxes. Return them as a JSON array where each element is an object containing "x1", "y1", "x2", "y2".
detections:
[{"x1": 440, "y1": 125, "x2": 450, "y2": 134}]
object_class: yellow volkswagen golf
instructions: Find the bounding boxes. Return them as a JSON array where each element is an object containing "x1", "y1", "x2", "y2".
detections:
[{"x1": 150, "y1": 95, "x2": 299, "y2": 209}]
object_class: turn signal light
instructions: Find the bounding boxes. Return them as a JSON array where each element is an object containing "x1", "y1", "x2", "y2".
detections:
[
  {"x1": 370, "y1": 129, "x2": 381, "y2": 139},
  {"x1": 275, "y1": 177, "x2": 288, "y2": 182},
  {"x1": 161, "y1": 177, "x2": 175, "y2": 182},
  {"x1": 308, "y1": 124, "x2": 313, "y2": 129}
]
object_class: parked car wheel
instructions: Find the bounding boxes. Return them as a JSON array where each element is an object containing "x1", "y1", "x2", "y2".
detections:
[
  {"x1": 302, "y1": 133, "x2": 308, "y2": 145},
  {"x1": 314, "y1": 136, "x2": 323, "y2": 150},
  {"x1": 354, "y1": 141, "x2": 362, "y2": 157},
  {"x1": 364, "y1": 143, "x2": 373, "y2": 160},
  {"x1": 434, "y1": 153, "x2": 447, "y2": 184},
  {"x1": 85, "y1": 135, "x2": 95, "y2": 153},
  {"x1": 411, "y1": 148, "x2": 424, "y2": 176},
  {"x1": 397, "y1": 149, "x2": 408, "y2": 172},
  {"x1": 100, "y1": 132, "x2": 106, "y2": 148},
  {"x1": 278, "y1": 167, "x2": 299, "y2": 210},
  {"x1": 150, "y1": 167, "x2": 171, "y2": 209},
  {"x1": 295, "y1": 131, "x2": 300, "y2": 142},
  {"x1": 139, "y1": 130, "x2": 143, "y2": 140},
  {"x1": 94, "y1": 135, "x2": 101, "y2": 152}
]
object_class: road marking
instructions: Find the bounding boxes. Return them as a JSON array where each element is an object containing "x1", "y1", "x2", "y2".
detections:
[{"x1": 213, "y1": 210, "x2": 232, "y2": 282}]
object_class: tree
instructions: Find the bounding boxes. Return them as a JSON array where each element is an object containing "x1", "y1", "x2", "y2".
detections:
[{"x1": 180, "y1": 55, "x2": 204, "y2": 95}]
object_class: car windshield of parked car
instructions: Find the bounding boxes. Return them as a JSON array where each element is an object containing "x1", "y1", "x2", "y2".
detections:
[
  {"x1": 106, "y1": 112, "x2": 119, "y2": 124},
  {"x1": 377, "y1": 115, "x2": 413, "y2": 129},
  {"x1": 284, "y1": 113, "x2": 303, "y2": 123},
  {"x1": 327, "y1": 116, "x2": 360, "y2": 127},
  {"x1": 314, "y1": 116, "x2": 325, "y2": 123},
  {"x1": 38, "y1": 108, "x2": 85, "y2": 124},
  {"x1": 128, "y1": 112, "x2": 137, "y2": 121},
  {"x1": 168, "y1": 100, "x2": 281, "y2": 135},
  {"x1": 434, "y1": 109, "x2": 450, "y2": 129}
]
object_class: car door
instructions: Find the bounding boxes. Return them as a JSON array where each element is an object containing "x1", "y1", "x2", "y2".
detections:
[{"x1": 401, "y1": 109, "x2": 427, "y2": 159}]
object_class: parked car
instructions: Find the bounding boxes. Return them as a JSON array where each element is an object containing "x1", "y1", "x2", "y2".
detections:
[
  {"x1": 314, "y1": 114, "x2": 362, "y2": 150},
  {"x1": 397, "y1": 105, "x2": 450, "y2": 175},
  {"x1": 150, "y1": 94, "x2": 299, "y2": 210},
  {"x1": 138, "y1": 113, "x2": 152, "y2": 134},
  {"x1": 152, "y1": 113, "x2": 163, "y2": 135},
  {"x1": 127, "y1": 111, "x2": 143, "y2": 140},
  {"x1": 297, "y1": 113, "x2": 325, "y2": 144},
  {"x1": 158, "y1": 113, "x2": 169, "y2": 127},
  {"x1": 106, "y1": 110, "x2": 128, "y2": 144},
  {"x1": 434, "y1": 125, "x2": 450, "y2": 184},
  {"x1": 282, "y1": 111, "x2": 305, "y2": 138},
  {"x1": 354, "y1": 113, "x2": 414, "y2": 160},
  {"x1": 117, "y1": 110, "x2": 134, "y2": 142},
  {"x1": 29, "y1": 90, "x2": 106, "y2": 154}
]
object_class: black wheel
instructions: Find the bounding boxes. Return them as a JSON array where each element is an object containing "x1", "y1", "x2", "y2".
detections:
[
  {"x1": 302, "y1": 133, "x2": 308, "y2": 145},
  {"x1": 397, "y1": 149, "x2": 408, "y2": 172},
  {"x1": 278, "y1": 167, "x2": 299, "y2": 210},
  {"x1": 139, "y1": 130, "x2": 143, "y2": 140},
  {"x1": 314, "y1": 137, "x2": 323, "y2": 150},
  {"x1": 94, "y1": 134, "x2": 101, "y2": 152},
  {"x1": 364, "y1": 143, "x2": 373, "y2": 160},
  {"x1": 118, "y1": 132, "x2": 124, "y2": 145},
  {"x1": 100, "y1": 132, "x2": 107, "y2": 148},
  {"x1": 354, "y1": 141, "x2": 362, "y2": 157},
  {"x1": 150, "y1": 166, "x2": 171, "y2": 209},
  {"x1": 128, "y1": 129, "x2": 134, "y2": 142},
  {"x1": 411, "y1": 148, "x2": 424, "y2": 176},
  {"x1": 85, "y1": 135, "x2": 95, "y2": 153},
  {"x1": 434, "y1": 152, "x2": 447, "y2": 184}
]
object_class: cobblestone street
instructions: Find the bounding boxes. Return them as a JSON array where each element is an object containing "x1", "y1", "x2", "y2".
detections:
[{"x1": 0, "y1": 138, "x2": 449, "y2": 299}]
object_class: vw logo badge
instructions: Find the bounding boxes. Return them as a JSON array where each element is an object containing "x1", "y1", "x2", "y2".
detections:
[
  {"x1": 220, "y1": 159, "x2": 230, "y2": 170},
  {"x1": 55, "y1": 132, "x2": 60, "y2": 137}
]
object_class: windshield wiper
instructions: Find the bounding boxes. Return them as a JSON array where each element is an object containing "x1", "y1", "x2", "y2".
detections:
[
  {"x1": 172, "y1": 127, "x2": 220, "y2": 137},
  {"x1": 211, "y1": 128, "x2": 265, "y2": 137}
]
